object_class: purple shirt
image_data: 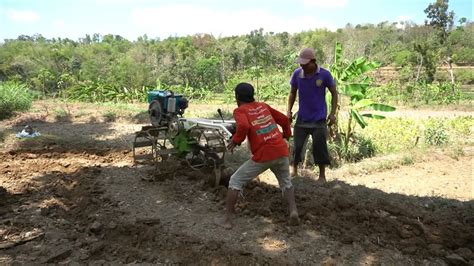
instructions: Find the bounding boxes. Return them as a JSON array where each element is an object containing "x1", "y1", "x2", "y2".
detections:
[{"x1": 290, "y1": 66, "x2": 335, "y2": 123}]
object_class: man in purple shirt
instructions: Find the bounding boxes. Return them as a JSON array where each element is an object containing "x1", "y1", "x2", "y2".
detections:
[{"x1": 287, "y1": 48, "x2": 338, "y2": 182}]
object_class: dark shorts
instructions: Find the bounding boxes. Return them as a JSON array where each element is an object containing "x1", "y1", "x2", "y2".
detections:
[{"x1": 292, "y1": 120, "x2": 330, "y2": 166}]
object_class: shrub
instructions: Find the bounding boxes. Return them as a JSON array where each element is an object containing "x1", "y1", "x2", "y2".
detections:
[
  {"x1": 357, "y1": 136, "x2": 377, "y2": 159},
  {"x1": 257, "y1": 74, "x2": 290, "y2": 102},
  {"x1": 0, "y1": 82, "x2": 32, "y2": 119},
  {"x1": 447, "y1": 145, "x2": 465, "y2": 160},
  {"x1": 424, "y1": 118, "x2": 449, "y2": 146},
  {"x1": 400, "y1": 155, "x2": 414, "y2": 165},
  {"x1": 53, "y1": 108, "x2": 71, "y2": 122},
  {"x1": 329, "y1": 134, "x2": 377, "y2": 164},
  {"x1": 454, "y1": 69, "x2": 474, "y2": 85},
  {"x1": 367, "y1": 82, "x2": 401, "y2": 103},
  {"x1": 102, "y1": 110, "x2": 117, "y2": 122}
]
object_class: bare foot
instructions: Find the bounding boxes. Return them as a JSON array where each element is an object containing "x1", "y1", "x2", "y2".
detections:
[
  {"x1": 289, "y1": 212, "x2": 300, "y2": 226},
  {"x1": 214, "y1": 217, "x2": 233, "y2": 229},
  {"x1": 290, "y1": 166, "x2": 298, "y2": 178},
  {"x1": 316, "y1": 177, "x2": 327, "y2": 184}
]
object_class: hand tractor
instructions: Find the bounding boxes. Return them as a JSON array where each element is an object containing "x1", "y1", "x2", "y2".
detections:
[{"x1": 132, "y1": 90, "x2": 236, "y2": 186}]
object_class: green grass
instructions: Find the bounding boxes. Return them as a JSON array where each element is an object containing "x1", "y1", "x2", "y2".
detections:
[
  {"x1": 0, "y1": 82, "x2": 32, "y2": 120},
  {"x1": 400, "y1": 154, "x2": 414, "y2": 165}
]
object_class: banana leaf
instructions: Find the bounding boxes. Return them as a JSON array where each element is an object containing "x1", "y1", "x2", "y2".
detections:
[
  {"x1": 362, "y1": 113, "x2": 386, "y2": 119},
  {"x1": 370, "y1": 103, "x2": 396, "y2": 112},
  {"x1": 351, "y1": 109, "x2": 367, "y2": 128},
  {"x1": 342, "y1": 83, "x2": 370, "y2": 97},
  {"x1": 352, "y1": 99, "x2": 374, "y2": 109}
]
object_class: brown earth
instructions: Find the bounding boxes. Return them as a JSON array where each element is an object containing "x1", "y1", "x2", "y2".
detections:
[{"x1": 0, "y1": 101, "x2": 473, "y2": 265}]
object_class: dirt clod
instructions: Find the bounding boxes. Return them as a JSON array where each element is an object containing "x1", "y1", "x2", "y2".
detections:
[{"x1": 445, "y1": 253, "x2": 469, "y2": 266}]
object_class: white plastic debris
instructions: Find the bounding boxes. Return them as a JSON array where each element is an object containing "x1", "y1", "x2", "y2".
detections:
[{"x1": 16, "y1": 125, "x2": 41, "y2": 138}]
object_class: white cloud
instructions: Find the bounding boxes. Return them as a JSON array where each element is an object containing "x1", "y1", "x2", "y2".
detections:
[
  {"x1": 131, "y1": 5, "x2": 336, "y2": 39},
  {"x1": 302, "y1": 0, "x2": 348, "y2": 8},
  {"x1": 7, "y1": 9, "x2": 40, "y2": 22}
]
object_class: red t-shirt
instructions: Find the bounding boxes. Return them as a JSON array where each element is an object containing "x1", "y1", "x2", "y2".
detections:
[{"x1": 231, "y1": 102, "x2": 292, "y2": 162}]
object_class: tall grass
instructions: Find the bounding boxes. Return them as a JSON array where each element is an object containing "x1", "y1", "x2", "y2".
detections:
[
  {"x1": 63, "y1": 81, "x2": 149, "y2": 103},
  {"x1": 0, "y1": 82, "x2": 32, "y2": 119}
]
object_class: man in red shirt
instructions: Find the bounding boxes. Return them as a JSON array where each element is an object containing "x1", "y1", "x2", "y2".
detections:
[{"x1": 215, "y1": 82, "x2": 299, "y2": 229}]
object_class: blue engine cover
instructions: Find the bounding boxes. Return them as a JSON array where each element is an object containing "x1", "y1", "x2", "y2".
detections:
[{"x1": 147, "y1": 90, "x2": 184, "y2": 113}]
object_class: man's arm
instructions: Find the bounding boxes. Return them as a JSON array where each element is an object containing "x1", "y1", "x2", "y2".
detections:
[
  {"x1": 231, "y1": 109, "x2": 249, "y2": 145},
  {"x1": 328, "y1": 84, "x2": 338, "y2": 125},
  {"x1": 268, "y1": 105, "x2": 291, "y2": 139},
  {"x1": 227, "y1": 109, "x2": 249, "y2": 152},
  {"x1": 287, "y1": 86, "x2": 297, "y2": 121}
]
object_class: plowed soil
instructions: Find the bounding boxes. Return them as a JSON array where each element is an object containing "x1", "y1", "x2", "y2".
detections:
[{"x1": 0, "y1": 101, "x2": 473, "y2": 265}]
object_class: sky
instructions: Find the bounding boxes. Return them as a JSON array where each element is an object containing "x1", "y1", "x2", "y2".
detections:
[{"x1": 0, "y1": 0, "x2": 472, "y2": 41}]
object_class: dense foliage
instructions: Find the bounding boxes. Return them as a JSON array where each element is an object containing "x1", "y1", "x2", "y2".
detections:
[{"x1": 0, "y1": 20, "x2": 472, "y2": 102}]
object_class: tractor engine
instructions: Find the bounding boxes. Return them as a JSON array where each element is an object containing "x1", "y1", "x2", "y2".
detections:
[{"x1": 147, "y1": 90, "x2": 188, "y2": 127}]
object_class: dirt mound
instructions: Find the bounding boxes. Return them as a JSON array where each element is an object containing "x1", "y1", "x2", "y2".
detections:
[
  {"x1": 2, "y1": 148, "x2": 473, "y2": 264},
  {"x1": 144, "y1": 167, "x2": 473, "y2": 264},
  {"x1": 293, "y1": 181, "x2": 473, "y2": 257},
  {"x1": 0, "y1": 151, "x2": 287, "y2": 264}
]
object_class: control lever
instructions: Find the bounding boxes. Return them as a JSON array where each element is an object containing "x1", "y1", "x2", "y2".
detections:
[
  {"x1": 217, "y1": 108, "x2": 225, "y2": 123},
  {"x1": 217, "y1": 109, "x2": 236, "y2": 137}
]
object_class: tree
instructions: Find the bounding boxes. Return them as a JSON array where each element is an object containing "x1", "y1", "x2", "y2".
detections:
[
  {"x1": 245, "y1": 28, "x2": 270, "y2": 100},
  {"x1": 424, "y1": 0, "x2": 454, "y2": 43},
  {"x1": 414, "y1": 41, "x2": 437, "y2": 84},
  {"x1": 450, "y1": 22, "x2": 474, "y2": 65},
  {"x1": 424, "y1": 0, "x2": 455, "y2": 85}
]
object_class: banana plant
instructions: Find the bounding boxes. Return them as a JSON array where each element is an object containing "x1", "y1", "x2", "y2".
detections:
[{"x1": 329, "y1": 42, "x2": 396, "y2": 148}]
